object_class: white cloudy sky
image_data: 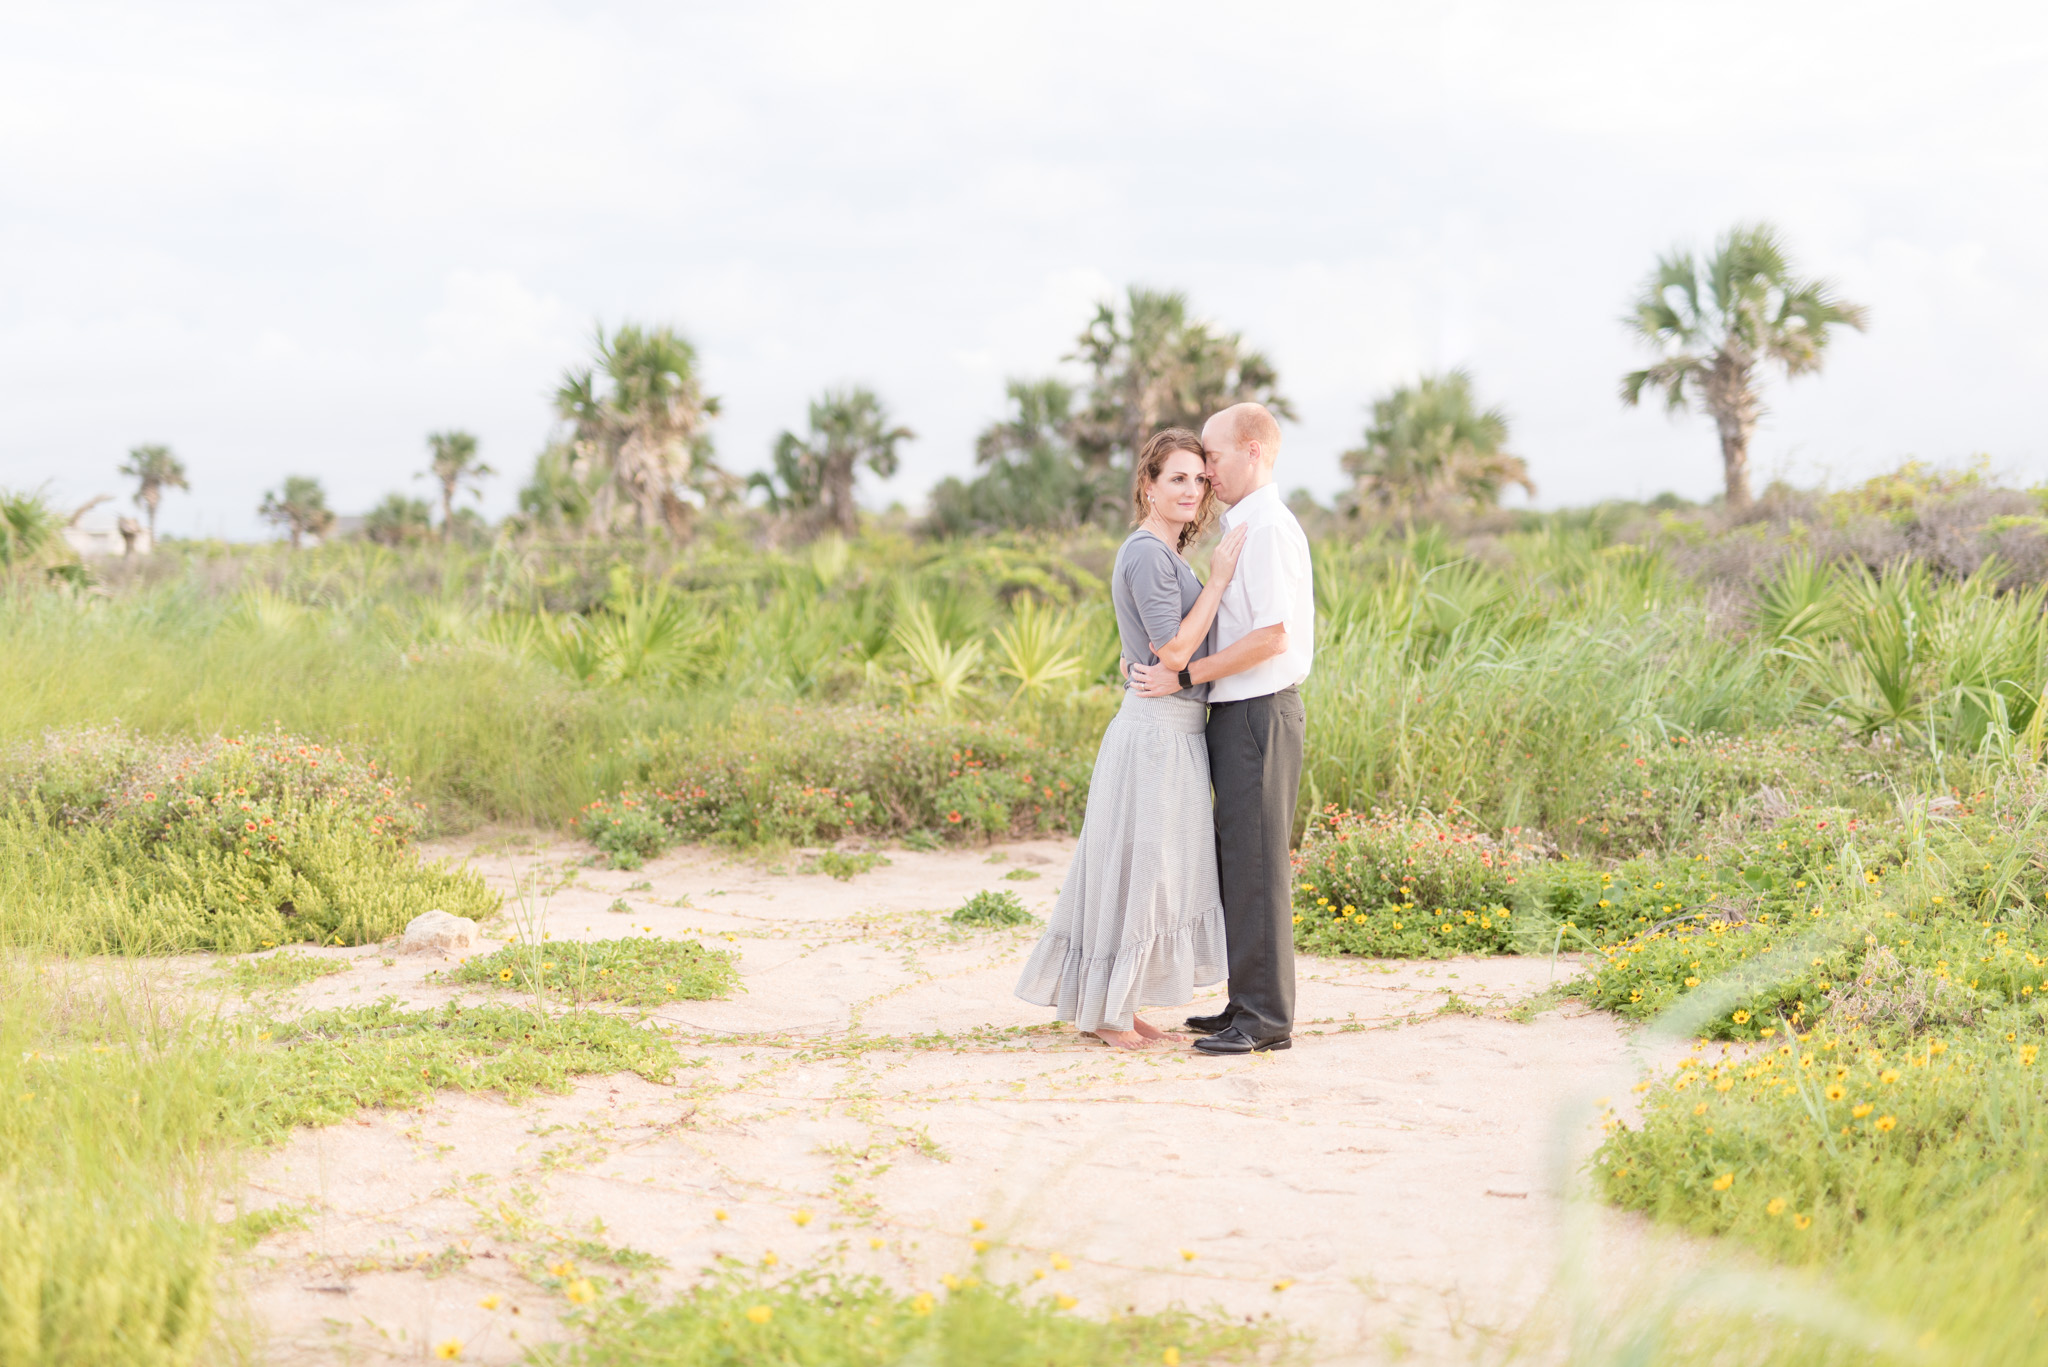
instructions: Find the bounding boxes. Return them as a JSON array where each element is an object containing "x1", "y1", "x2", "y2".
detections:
[{"x1": 4, "y1": 0, "x2": 2045, "y2": 538}]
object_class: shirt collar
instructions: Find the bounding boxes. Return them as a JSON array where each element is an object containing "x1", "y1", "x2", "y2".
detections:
[{"x1": 1221, "y1": 482, "x2": 1280, "y2": 529}]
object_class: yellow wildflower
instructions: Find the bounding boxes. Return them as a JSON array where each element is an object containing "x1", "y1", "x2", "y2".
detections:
[
  {"x1": 1852, "y1": 1103, "x2": 1873, "y2": 1119},
  {"x1": 565, "y1": 1279, "x2": 597, "y2": 1305},
  {"x1": 746, "y1": 1305, "x2": 773, "y2": 1324},
  {"x1": 1793, "y1": 1213, "x2": 1812, "y2": 1229},
  {"x1": 1056, "y1": 1295, "x2": 1078, "y2": 1310},
  {"x1": 911, "y1": 1293, "x2": 934, "y2": 1316},
  {"x1": 433, "y1": 1341, "x2": 463, "y2": 1361},
  {"x1": 1711, "y1": 1173, "x2": 1734, "y2": 1192},
  {"x1": 1875, "y1": 1114, "x2": 1897, "y2": 1132},
  {"x1": 793, "y1": 1209, "x2": 813, "y2": 1227},
  {"x1": 1766, "y1": 1198, "x2": 1787, "y2": 1217}
]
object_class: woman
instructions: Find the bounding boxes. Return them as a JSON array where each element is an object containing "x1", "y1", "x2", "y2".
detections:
[{"x1": 1014, "y1": 429, "x2": 1247, "y2": 1048}]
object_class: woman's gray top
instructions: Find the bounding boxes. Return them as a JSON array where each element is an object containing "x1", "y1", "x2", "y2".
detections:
[{"x1": 1112, "y1": 529, "x2": 1212, "y2": 703}]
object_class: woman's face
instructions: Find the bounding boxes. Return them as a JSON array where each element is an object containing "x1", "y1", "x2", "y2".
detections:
[{"x1": 1147, "y1": 450, "x2": 1208, "y2": 525}]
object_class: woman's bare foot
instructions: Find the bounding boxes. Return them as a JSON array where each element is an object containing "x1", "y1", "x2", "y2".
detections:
[
  {"x1": 1130, "y1": 1017, "x2": 1178, "y2": 1041},
  {"x1": 1090, "y1": 1028, "x2": 1151, "y2": 1049}
]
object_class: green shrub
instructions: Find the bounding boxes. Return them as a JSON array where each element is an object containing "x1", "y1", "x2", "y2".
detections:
[
  {"x1": 452, "y1": 937, "x2": 741, "y2": 1006},
  {"x1": 0, "y1": 804, "x2": 496, "y2": 955},
  {"x1": 1291, "y1": 805, "x2": 1544, "y2": 957},
  {"x1": 623, "y1": 707, "x2": 1090, "y2": 848},
  {"x1": 952, "y1": 890, "x2": 1034, "y2": 927},
  {"x1": 0, "y1": 727, "x2": 496, "y2": 954},
  {"x1": 803, "y1": 850, "x2": 889, "y2": 880},
  {"x1": 572, "y1": 796, "x2": 671, "y2": 869}
]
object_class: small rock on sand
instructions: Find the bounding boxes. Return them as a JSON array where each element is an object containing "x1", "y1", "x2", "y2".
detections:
[{"x1": 399, "y1": 910, "x2": 478, "y2": 954}]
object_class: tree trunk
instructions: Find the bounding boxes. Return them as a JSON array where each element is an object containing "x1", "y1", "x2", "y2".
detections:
[
  {"x1": 1717, "y1": 423, "x2": 1752, "y2": 510},
  {"x1": 441, "y1": 484, "x2": 455, "y2": 542},
  {"x1": 826, "y1": 456, "x2": 857, "y2": 536},
  {"x1": 1703, "y1": 346, "x2": 1760, "y2": 509},
  {"x1": 143, "y1": 489, "x2": 159, "y2": 544}
]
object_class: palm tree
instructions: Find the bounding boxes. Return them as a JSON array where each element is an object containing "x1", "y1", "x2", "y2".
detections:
[
  {"x1": 259, "y1": 476, "x2": 335, "y2": 548},
  {"x1": 926, "y1": 378, "x2": 1118, "y2": 536},
  {"x1": 117, "y1": 444, "x2": 189, "y2": 544},
  {"x1": 761, "y1": 388, "x2": 914, "y2": 536},
  {"x1": 421, "y1": 430, "x2": 492, "y2": 541},
  {"x1": 1067, "y1": 288, "x2": 1296, "y2": 468},
  {"x1": 555, "y1": 324, "x2": 725, "y2": 536},
  {"x1": 1622, "y1": 223, "x2": 1869, "y2": 509},
  {"x1": 515, "y1": 441, "x2": 593, "y2": 532},
  {"x1": 1342, "y1": 370, "x2": 1533, "y2": 514}
]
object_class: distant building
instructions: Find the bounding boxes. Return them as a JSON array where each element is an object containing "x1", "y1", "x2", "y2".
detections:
[{"x1": 62, "y1": 509, "x2": 152, "y2": 558}]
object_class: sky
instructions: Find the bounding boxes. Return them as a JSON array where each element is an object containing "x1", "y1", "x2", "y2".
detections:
[{"x1": 4, "y1": 0, "x2": 2046, "y2": 539}]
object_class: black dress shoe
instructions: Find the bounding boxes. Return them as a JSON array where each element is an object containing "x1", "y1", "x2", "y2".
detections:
[
  {"x1": 1192, "y1": 1026, "x2": 1291, "y2": 1055},
  {"x1": 1184, "y1": 1012, "x2": 1234, "y2": 1035}
]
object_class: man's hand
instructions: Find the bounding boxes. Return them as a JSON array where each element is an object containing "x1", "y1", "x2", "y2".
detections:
[{"x1": 1129, "y1": 658, "x2": 1182, "y2": 697}]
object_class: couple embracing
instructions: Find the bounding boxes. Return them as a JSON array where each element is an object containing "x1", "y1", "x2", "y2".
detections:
[{"x1": 1015, "y1": 403, "x2": 1312, "y2": 1055}]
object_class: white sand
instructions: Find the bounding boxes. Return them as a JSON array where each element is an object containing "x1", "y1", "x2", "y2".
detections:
[{"x1": 228, "y1": 835, "x2": 1687, "y2": 1364}]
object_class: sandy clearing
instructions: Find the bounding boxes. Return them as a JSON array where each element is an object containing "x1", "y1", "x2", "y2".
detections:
[{"x1": 229, "y1": 835, "x2": 1689, "y2": 1364}]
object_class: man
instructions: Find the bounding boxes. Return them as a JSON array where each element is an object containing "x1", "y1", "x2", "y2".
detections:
[{"x1": 1131, "y1": 402, "x2": 1313, "y2": 1054}]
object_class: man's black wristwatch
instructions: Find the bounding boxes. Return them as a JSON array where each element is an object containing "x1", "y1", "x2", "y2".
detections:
[{"x1": 1177, "y1": 665, "x2": 1194, "y2": 691}]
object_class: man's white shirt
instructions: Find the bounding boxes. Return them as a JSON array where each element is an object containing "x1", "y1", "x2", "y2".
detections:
[{"x1": 1208, "y1": 483, "x2": 1314, "y2": 702}]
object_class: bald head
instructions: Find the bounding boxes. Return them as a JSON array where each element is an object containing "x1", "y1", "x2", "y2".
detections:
[
  {"x1": 1216, "y1": 402, "x2": 1282, "y2": 456},
  {"x1": 1200, "y1": 402, "x2": 1282, "y2": 507}
]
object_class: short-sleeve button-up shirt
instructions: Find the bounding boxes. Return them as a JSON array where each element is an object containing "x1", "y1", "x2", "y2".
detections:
[{"x1": 1207, "y1": 484, "x2": 1314, "y2": 703}]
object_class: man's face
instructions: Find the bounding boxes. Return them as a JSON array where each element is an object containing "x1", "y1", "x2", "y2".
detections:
[{"x1": 1201, "y1": 416, "x2": 1255, "y2": 506}]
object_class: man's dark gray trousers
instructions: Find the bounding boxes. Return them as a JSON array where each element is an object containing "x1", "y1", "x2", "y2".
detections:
[{"x1": 1205, "y1": 685, "x2": 1305, "y2": 1040}]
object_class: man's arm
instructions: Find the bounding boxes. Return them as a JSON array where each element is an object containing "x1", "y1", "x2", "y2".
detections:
[{"x1": 1129, "y1": 624, "x2": 1286, "y2": 697}]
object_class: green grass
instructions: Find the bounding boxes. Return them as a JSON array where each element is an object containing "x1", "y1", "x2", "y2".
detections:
[
  {"x1": 952, "y1": 889, "x2": 1034, "y2": 927},
  {"x1": 250, "y1": 1000, "x2": 687, "y2": 1129},
  {"x1": 451, "y1": 937, "x2": 742, "y2": 1007},
  {"x1": 220, "y1": 950, "x2": 350, "y2": 993},
  {"x1": 801, "y1": 850, "x2": 890, "y2": 880},
  {"x1": 0, "y1": 959, "x2": 693, "y2": 1366},
  {"x1": 527, "y1": 1266, "x2": 1288, "y2": 1367}
]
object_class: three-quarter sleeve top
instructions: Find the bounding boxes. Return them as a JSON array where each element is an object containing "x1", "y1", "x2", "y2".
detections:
[{"x1": 1111, "y1": 529, "x2": 1212, "y2": 703}]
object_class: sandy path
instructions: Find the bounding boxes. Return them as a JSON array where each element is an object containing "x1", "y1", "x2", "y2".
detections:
[{"x1": 229, "y1": 835, "x2": 1678, "y2": 1364}]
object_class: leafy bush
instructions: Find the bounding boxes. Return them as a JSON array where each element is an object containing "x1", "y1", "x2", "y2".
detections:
[
  {"x1": 572, "y1": 796, "x2": 671, "y2": 869},
  {"x1": 0, "y1": 726, "x2": 495, "y2": 954},
  {"x1": 803, "y1": 850, "x2": 889, "y2": 880},
  {"x1": 1571, "y1": 731, "x2": 1873, "y2": 853},
  {"x1": 1291, "y1": 805, "x2": 1544, "y2": 957},
  {"x1": 616, "y1": 707, "x2": 1090, "y2": 848},
  {"x1": 1600, "y1": 1021, "x2": 2048, "y2": 1263},
  {"x1": 452, "y1": 937, "x2": 741, "y2": 1006},
  {"x1": 952, "y1": 889, "x2": 1034, "y2": 927}
]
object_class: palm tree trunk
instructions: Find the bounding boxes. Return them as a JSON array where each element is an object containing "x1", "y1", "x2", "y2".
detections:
[
  {"x1": 827, "y1": 457, "x2": 857, "y2": 535},
  {"x1": 441, "y1": 482, "x2": 455, "y2": 542},
  {"x1": 1704, "y1": 348, "x2": 1760, "y2": 509},
  {"x1": 1717, "y1": 422, "x2": 1752, "y2": 510},
  {"x1": 143, "y1": 488, "x2": 159, "y2": 544}
]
